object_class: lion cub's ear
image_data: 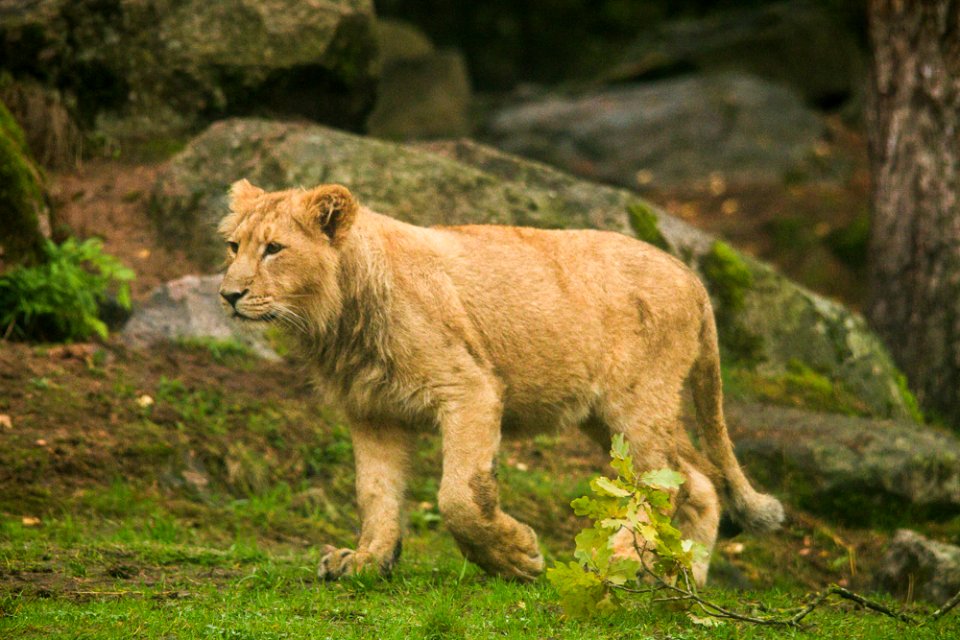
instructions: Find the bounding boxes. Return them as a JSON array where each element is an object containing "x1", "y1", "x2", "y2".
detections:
[
  {"x1": 229, "y1": 179, "x2": 265, "y2": 210},
  {"x1": 300, "y1": 184, "x2": 359, "y2": 244}
]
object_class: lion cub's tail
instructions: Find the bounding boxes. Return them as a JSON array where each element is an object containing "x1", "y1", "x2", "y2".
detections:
[{"x1": 689, "y1": 304, "x2": 785, "y2": 533}]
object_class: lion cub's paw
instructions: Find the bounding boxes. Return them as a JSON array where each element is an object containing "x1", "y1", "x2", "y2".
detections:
[
  {"x1": 317, "y1": 545, "x2": 372, "y2": 581},
  {"x1": 503, "y1": 546, "x2": 545, "y2": 582},
  {"x1": 465, "y1": 525, "x2": 545, "y2": 581}
]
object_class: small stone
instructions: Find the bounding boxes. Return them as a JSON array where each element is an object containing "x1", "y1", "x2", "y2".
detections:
[
  {"x1": 136, "y1": 394, "x2": 154, "y2": 408},
  {"x1": 21, "y1": 516, "x2": 40, "y2": 527},
  {"x1": 877, "y1": 529, "x2": 960, "y2": 605}
]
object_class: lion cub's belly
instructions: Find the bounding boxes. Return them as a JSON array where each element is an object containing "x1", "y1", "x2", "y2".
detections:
[{"x1": 499, "y1": 386, "x2": 595, "y2": 436}]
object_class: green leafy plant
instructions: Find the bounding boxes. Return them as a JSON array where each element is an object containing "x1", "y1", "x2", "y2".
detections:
[
  {"x1": 550, "y1": 435, "x2": 960, "y2": 628},
  {"x1": 0, "y1": 237, "x2": 134, "y2": 341},
  {"x1": 548, "y1": 434, "x2": 703, "y2": 618}
]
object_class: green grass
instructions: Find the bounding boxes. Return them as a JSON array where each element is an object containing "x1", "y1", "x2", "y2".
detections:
[{"x1": 2, "y1": 487, "x2": 957, "y2": 640}]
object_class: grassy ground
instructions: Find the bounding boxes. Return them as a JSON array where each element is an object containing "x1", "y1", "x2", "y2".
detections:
[{"x1": 1, "y1": 340, "x2": 957, "y2": 639}]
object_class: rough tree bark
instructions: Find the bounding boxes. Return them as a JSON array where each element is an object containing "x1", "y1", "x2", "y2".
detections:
[{"x1": 866, "y1": 0, "x2": 960, "y2": 425}]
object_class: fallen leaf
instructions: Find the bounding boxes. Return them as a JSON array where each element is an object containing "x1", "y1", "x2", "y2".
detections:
[
  {"x1": 136, "y1": 394, "x2": 154, "y2": 408},
  {"x1": 21, "y1": 516, "x2": 41, "y2": 527},
  {"x1": 35, "y1": 438, "x2": 48, "y2": 447},
  {"x1": 0, "y1": 414, "x2": 12, "y2": 430},
  {"x1": 635, "y1": 169, "x2": 654, "y2": 186},
  {"x1": 708, "y1": 172, "x2": 727, "y2": 196}
]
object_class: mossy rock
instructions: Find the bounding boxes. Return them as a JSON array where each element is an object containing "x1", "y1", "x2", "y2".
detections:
[
  {"x1": 727, "y1": 402, "x2": 960, "y2": 526},
  {"x1": 0, "y1": 100, "x2": 48, "y2": 268},
  {"x1": 0, "y1": 0, "x2": 379, "y2": 138},
  {"x1": 151, "y1": 119, "x2": 918, "y2": 421}
]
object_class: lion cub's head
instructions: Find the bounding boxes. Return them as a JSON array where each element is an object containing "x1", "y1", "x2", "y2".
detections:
[{"x1": 217, "y1": 180, "x2": 359, "y2": 328}]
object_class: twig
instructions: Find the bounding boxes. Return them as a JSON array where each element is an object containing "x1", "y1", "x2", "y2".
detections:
[
  {"x1": 827, "y1": 585, "x2": 915, "y2": 624},
  {"x1": 624, "y1": 529, "x2": 923, "y2": 628},
  {"x1": 931, "y1": 589, "x2": 960, "y2": 621}
]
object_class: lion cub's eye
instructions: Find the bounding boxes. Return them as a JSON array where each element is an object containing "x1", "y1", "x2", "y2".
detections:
[
  {"x1": 227, "y1": 241, "x2": 239, "y2": 254},
  {"x1": 264, "y1": 242, "x2": 284, "y2": 256}
]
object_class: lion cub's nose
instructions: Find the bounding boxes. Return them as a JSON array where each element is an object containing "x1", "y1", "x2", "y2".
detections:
[{"x1": 220, "y1": 288, "x2": 249, "y2": 308}]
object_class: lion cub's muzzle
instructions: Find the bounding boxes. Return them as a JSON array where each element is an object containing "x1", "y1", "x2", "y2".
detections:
[{"x1": 218, "y1": 287, "x2": 276, "y2": 322}]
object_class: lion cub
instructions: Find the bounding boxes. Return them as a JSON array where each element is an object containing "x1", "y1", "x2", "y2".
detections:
[{"x1": 218, "y1": 180, "x2": 783, "y2": 584}]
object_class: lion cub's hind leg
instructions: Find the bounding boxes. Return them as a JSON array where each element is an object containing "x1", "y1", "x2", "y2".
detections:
[{"x1": 598, "y1": 383, "x2": 720, "y2": 586}]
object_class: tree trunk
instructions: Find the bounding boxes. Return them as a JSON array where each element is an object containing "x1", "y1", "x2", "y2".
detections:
[{"x1": 866, "y1": 1, "x2": 960, "y2": 425}]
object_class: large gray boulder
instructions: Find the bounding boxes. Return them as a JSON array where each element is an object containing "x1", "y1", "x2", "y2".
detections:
[
  {"x1": 606, "y1": 1, "x2": 864, "y2": 107},
  {"x1": 877, "y1": 530, "x2": 960, "y2": 605},
  {"x1": 727, "y1": 404, "x2": 960, "y2": 523},
  {"x1": 122, "y1": 274, "x2": 277, "y2": 360},
  {"x1": 0, "y1": 0, "x2": 378, "y2": 136},
  {"x1": 484, "y1": 74, "x2": 824, "y2": 190},
  {"x1": 149, "y1": 118, "x2": 915, "y2": 420}
]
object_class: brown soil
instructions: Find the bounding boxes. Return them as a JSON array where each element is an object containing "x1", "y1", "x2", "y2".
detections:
[{"x1": 49, "y1": 160, "x2": 201, "y2": 299}]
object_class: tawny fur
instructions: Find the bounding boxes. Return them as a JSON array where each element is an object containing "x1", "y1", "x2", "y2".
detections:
[{"x1": 218, "y1": 180, "x2": 784, "y2": 584}]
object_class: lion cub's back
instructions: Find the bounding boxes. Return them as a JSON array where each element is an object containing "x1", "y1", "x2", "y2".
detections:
[{"x1": 432, "y1": 223, "x2": 705, "y2": 362}]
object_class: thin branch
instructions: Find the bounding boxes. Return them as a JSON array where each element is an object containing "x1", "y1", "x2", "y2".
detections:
[
  {"x1": 931, "y1": 588, "x2": 960, "y2": 621},
  {"x1": 827, "y1": 585, "x2": 915, "y2": 624}
]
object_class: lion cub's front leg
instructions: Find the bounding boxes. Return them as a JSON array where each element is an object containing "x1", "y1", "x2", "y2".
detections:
[
  {"x1": 318, "y1": 422, "x2": 412, "y2": 580},
  {"x1": 437, "y1": 389, "x2": 545, "y2": 581}
]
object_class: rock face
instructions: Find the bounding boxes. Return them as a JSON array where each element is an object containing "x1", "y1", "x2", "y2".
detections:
[
  {"x1": 367, "y1": 19, "x2": 471, "y2": 140},
  {"x1": 877, "y1": 530, "x2": 960, "y2": 605},
  {"x1": 606, "y1": 1, "x2": 864, "y2": 107},
  {"x1": 150, "y1": 118, "x2": 915, "y2": 420},
  {"x1": 121, "y1": 274, "x2": 277, "y2": 360},
  {"x1": 484, "y1": 75, "x2": 824, "y2": 190},
  {"x1": 0, "y1": 0, "x2": 378, "y2": 135},
  {"x1": 727, "y1": 403, "x2": 960, "y2": 524},
  {"x1": 367, "y1": 50, "x2": 472, "y2": 140}
]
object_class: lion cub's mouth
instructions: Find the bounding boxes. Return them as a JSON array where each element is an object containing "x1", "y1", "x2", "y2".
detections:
[{"x1": 232, "y1": 311, "x2": 277, "y2": 322}]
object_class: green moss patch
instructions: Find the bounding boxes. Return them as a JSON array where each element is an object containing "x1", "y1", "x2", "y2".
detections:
[
  {"x1": 626, "y1": 202, "x2": 670, "y2": 252},
  {"x1": 894, "y1": 372, "x2": 925, "y2": 424},
  {"x1": 723, "y1": 360, "x2": 870, "y2": 416},
  {"x1": 0, "y1": 100, "x2": 48, "y2": 267},
  {"x1": 700, "y1": 241, "x2": 764, "y2": 365}
]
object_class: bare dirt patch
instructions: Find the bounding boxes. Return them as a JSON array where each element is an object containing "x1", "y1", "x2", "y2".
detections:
[{"x1": 49, "y1": 160, "x2": 201, "y2": 299}]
